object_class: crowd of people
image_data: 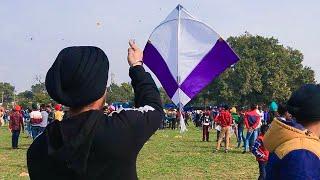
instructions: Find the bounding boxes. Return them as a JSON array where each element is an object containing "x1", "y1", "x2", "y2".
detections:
[
  {"x1": 0, "y1": 103, "x2": 65, "y2": 148},
  {"x1": 161, "y1": 93, "x2": 320, "y2": 179},
  {"x1": 0, "y1": 41, "x2": 319, "y2": 179},
  {"x1": 162, "y1": 103, "x2": 277, "y2": 154}
]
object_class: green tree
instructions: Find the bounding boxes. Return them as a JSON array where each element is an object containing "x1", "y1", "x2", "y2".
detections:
[
  {"x1": 17, "y1": 90, "x2": 34, "y2": 108},
  {"x1": 0, "y1": 82, "x2": 15, "y2": 105},
  {"x1": 31, "y1": 82, "x2": 51, "y2": 105},
  {"x1": 106, "y1": 82, "x2": 134, "y2": 104}
]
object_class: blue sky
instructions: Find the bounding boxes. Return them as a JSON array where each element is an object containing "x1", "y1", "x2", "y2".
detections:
[{"x1": 0, "y1": 0, "x2": 319, "y2": 92}]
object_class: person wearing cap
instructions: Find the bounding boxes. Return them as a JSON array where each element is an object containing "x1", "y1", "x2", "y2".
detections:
[
  {"x1": 9, "y1": 105, "x2": 24, "y2": 149},
  {"x1": 264, "y1": 84, "x2": 320, "y2": 179},
  {"x1": 27, "y1": 41, "x2": 163, "y2": 179},
  {"x1": 53, "y1": 104, "x2": 64, "y2": 121}
]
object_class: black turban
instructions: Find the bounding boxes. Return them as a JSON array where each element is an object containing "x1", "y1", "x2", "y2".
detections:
[
  {"x1": 287, "y1": 84, "x2": 320, "y2": 122},
  {"x1": 45, "y1": 46, "x2": 109, "y2": 108}
]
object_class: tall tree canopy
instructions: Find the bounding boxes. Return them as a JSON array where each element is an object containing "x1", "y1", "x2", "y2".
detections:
[{"x1": 106, "y1": 82, "x2": 134, "y2": 104}]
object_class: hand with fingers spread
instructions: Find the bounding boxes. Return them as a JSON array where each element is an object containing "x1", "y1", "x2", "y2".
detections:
[{"x1": 127, "y1": 40, "x2": 143, "y2": 67}]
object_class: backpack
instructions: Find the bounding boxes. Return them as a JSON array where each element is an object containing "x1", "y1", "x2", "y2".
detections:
[
  {"x1": 31, "y1": 117, "x2": 43, "y2": 124},
  {"x1": 30, "y1": 111, "x2": 43, "y2": 125}
]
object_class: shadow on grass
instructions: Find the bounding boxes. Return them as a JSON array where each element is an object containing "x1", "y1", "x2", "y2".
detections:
[{"x1": 1, "y1": 147, "x2": 29, "y2": 150}]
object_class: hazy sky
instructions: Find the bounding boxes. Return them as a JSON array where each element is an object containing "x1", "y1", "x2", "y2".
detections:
[{"x1": 1, "y1": 0, "x2": 319, "y2": 92}]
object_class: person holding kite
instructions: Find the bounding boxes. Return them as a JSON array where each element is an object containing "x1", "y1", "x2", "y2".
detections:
[{"x1": 27, "y1": 41, "x2": 163, "y2": 179}]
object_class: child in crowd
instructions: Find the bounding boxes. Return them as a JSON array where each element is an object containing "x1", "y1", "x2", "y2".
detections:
[{"x1": 252, "y1": 124, "x2": 269, "y2": 180}]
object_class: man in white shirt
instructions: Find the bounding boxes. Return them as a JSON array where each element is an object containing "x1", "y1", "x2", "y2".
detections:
[
  {"x1": 39, "y1": 104, "x2": 48, "y2": 133},
  {"x1": 30, "y1": 103, "x2": 42, "y2": 140}
]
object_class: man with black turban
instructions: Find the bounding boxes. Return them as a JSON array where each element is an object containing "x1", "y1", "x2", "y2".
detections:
[{"x1": 27, "y1": 41, "x2": 163, "y2": 179}]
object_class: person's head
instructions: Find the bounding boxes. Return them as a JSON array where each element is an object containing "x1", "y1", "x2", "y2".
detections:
[
  {"x1": 54, "y1": 104, "x2": 62, "y2": 111},
  {"x1": 45, "y1": 46, "x2": 109, "y2": 116},
  {"x1": 230, "y1": 107, "x2": 237, "y2": 114},
  {"x1": 32, "y1": 103, "x2": 38, "y2": 111},
  {"x1": 14, "y1": 105, "x2": 21, "y2": 112},
  {"x1": 223, "y1": 104, "x2": 229, "y2": 111},
  {"x1": 40, "y1": 104, "x2": 46, "y2": 111},
  {"x1": 278, "y1": 103, "x2": 291, "y2": 120},
  {"x1": 287, "y1": 84, "x2": 320, "y2": 136},
  {"x1": 250, "y1": 104, "x2": 257, "y2": 111},
  {"x1": 260, "y1": 124, "x2": 269, "y2": 135}
]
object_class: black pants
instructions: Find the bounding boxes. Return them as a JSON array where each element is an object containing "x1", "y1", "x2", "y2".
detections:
[
  {"x1": 258, "y1": 161, "x2": 267, "y2": 180},
  {"x1": 202, "y1": 125, "x2": 209, "y2": 141},
  {"x1": 171, "y1": 119, "x2": 176, "y2": 129},
  {"x1": 12, "y1": 130, "x2": 20, "y2": 148}
]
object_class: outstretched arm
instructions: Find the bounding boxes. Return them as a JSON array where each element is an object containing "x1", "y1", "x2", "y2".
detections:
[
  {"x1": 109, "y1": 40, "x2": 163, "y2": 146},
  {"x1": 128, "y1": 40, "x2": 162, "y2": 112}
]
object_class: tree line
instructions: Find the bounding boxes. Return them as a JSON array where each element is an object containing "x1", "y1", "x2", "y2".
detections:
[{"x1": 0, "y1": 33, "x2": 316, "y2": 108}]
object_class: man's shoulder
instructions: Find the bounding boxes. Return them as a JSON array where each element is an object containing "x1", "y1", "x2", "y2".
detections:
[
  {"x1": 27, "y1": 132, "x2": 48, "y2": 158},
  {"x1": 275, "y1": 138, "x2": 320, "y2": 160}
]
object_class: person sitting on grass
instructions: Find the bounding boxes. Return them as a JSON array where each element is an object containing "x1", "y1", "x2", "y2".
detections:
[
  {"x1": 9, "y1": 105, "x2": 24, "y2": 149},
  {"x1": 252, "y1": 124, "x2": 269, "y2": 180},
  {"x1": 27, "y1": 41, "x2": 163, "y2": 179},
  {"x1": 264, "y1": 84, "x2": 320, "y2": 179}
]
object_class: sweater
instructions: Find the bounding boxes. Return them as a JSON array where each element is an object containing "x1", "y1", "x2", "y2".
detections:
[
  {"x1": 27, "y1": 66, "x2": 163, "y2": 180},
  {"x1": 264, "y1": 119, "x2": 320, "y2": 179},
  {"x1": 244, "y1": 110, "x2": 260, "y2": 129},
  {"x1": 215, "y1": 110, "x2": 232, "y2": 127}
]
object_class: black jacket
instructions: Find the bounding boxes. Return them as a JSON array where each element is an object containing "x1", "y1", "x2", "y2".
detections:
[{"x1": 27, "y1": 66, "x2": 163, "y2": 180}]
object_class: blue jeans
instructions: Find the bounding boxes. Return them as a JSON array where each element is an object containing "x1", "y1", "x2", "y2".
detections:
[
  {"x1": 258, "y1": 161, "x2": 267, "y2": 180},
  {"x1": 31, "y1": 126, "x2": 42, "y2": 140},
  {"x1": 26, "y1": 120, "x2": 32, "y2": 137},
  {"x1": 237, "y1": 126, "x2": 245, "y2": 147},
  {"x1": 12, "y1": 130, "x2": 20, "y2": 148},
  {"x1": 244, "y1": 129, "x2": 258, "y2": 151}
]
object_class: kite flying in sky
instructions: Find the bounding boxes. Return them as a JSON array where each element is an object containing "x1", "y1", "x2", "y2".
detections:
[{"x1": 143, "y1": 4, "x2": 240, "y2": 131}]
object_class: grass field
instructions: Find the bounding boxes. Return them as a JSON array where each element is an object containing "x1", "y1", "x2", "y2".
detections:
[{"x1": 0, "y1": 125, "x2": 258, "y2": 179}]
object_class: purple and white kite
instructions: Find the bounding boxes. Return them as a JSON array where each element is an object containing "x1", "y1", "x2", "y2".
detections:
[{"x1": 143, "y1": 5, "x2": 239, "y2": 131}]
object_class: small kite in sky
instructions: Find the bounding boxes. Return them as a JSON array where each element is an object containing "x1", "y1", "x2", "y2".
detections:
[{"x1": 143, "y1": 4, "x2": 240, "y2": 132}]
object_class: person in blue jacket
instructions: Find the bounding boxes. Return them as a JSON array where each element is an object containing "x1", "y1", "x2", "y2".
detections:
[{"x1": 264, "y1": 84, "x2": 320, "y2": 179}]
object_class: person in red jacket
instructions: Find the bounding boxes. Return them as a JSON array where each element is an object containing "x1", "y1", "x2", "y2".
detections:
[
  {"x1": 252, "y1": 124, "x2": 269, "y2": 180},
  {"x1": 214, "y1": 105, "x2": 232, "y2": 153},
  {"x1": 243, "y1": 104, "x2": 261, "y2": 153},
  {"x1": 9, "y1": 105, "x2": 24, "y2": 149}
]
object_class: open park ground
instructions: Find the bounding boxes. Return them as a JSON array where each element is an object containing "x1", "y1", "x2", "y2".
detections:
[{"x1": 0, "y1": 125, "x2": 258, "y2": 179}]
